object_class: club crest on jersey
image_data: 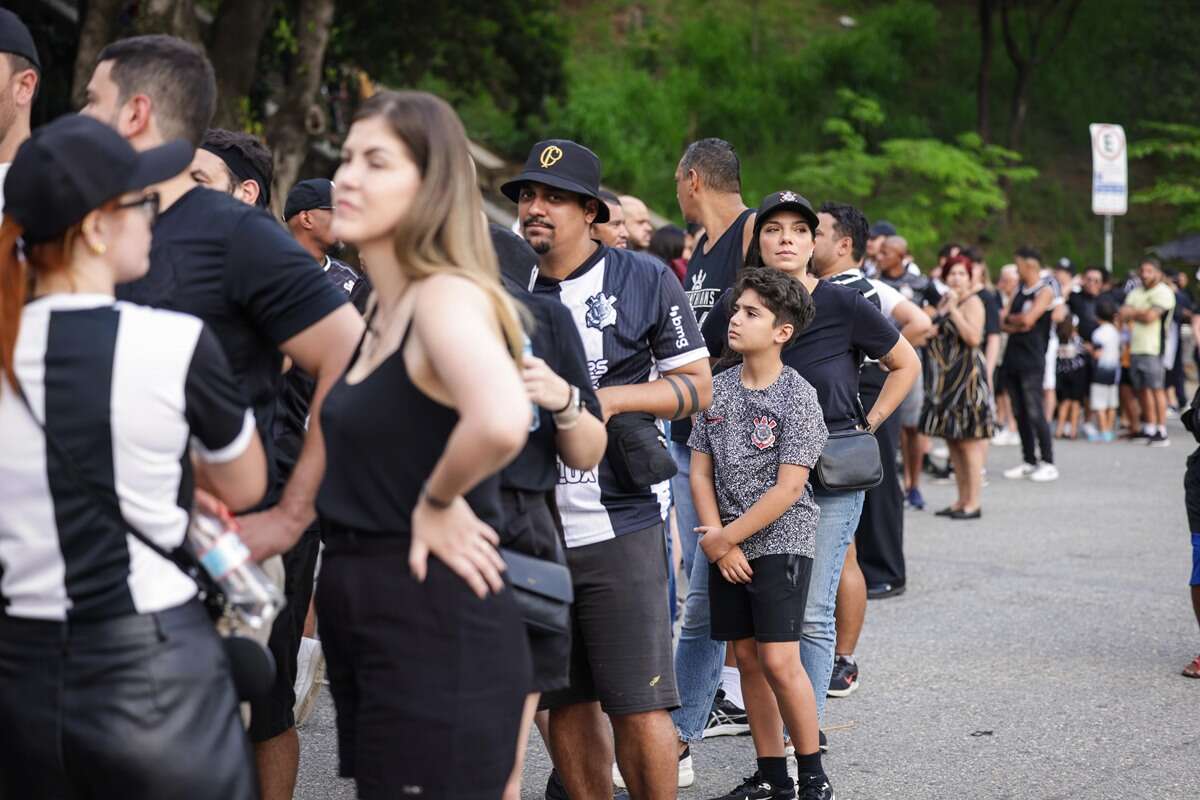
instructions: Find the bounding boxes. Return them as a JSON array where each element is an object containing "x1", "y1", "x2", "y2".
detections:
[
  {"x1": 585, "y1": 292, "x2": 618, "y2": 331},
  {"x1": 751, "y1": 415, "x2": 778, "y2": 450},
  {"x1": 691, "y1": 269, "x2": 707, "y2": 291}
]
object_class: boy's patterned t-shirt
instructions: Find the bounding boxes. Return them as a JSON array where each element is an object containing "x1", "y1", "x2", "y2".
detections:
[{"x1": 688, "y1": 364, "x2": 828, "y2": 559}]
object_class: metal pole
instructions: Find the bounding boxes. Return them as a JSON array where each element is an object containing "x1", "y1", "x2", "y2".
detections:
[{"x1": 1104, "y1": 215, "x2": 1113, "y2": 272}]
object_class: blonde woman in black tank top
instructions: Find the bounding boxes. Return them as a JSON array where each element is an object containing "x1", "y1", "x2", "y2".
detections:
[{"x1": 310, "y1": 91, "x2": 534, "y2": 800}]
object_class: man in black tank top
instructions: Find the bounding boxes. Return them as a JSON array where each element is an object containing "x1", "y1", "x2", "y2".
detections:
[{"x1": 1000, "y1": 246, "x2": 1058, "y2": 481}]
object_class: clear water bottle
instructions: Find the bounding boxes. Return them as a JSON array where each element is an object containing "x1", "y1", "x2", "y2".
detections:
[
  {"x1": 523, "y1": 333, "x2": 540, "y2": 431},
  {"x1": 187, "y1": 511, "x2": 286, "y2": 631}
]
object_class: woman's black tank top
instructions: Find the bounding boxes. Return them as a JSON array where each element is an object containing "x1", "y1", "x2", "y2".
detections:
[{"x1": 316, "y1": 319, "x2": 503, "y2": 536}]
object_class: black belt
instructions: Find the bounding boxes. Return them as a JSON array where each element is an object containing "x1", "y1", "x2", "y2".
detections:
[{"x1": 0, "y1": 598, "x2": 209, "y2": 645}]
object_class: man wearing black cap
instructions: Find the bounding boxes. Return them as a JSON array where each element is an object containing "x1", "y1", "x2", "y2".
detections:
[
  {"x1": 863, "y1": 219, "x2": 895, "y2": 278},
  {"x1": 191, "y1": 128, "x2": 273, "y2": 208},
  {"x1": 81, "y1": 34, "x2": 363, "y2": 800},
  {"x1": 284, "y1": 178, "x2": 369, "y2": 309},
  {"x1": 503, "y1": 139, "x2": 712, "y2": 799},
  {"x1": 0, "y1": 8, "x2": 40, "y2": 211},
  {"x1": 592, "y1": 189, "x2": 629, "y2": 249}
]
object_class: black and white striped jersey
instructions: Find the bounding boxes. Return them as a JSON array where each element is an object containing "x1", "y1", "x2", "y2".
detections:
[
  {"x1": 533, "y1": 245, "x2": 708, "y2": 547},
  {"x1": 0, "y1": 294, "x2": 255, "y2": 621}
]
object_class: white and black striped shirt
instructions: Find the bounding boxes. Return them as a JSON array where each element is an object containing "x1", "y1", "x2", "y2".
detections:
[{"x1": 0, "y1": 295, "x2": 255, "y2": 621}]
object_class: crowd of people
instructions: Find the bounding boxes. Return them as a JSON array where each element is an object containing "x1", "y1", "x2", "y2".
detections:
[{"x1": 0, "y1": 11, "x2": 1196, "y2": 800}]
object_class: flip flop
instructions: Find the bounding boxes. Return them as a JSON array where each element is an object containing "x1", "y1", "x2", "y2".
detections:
[{"x1": 1184, "y1": 655, "x2": 1200, "y2": 678}]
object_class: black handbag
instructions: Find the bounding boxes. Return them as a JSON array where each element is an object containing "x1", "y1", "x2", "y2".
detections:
[
  {"x1": 500, "y1": 547, "x2": 574, "y2": 636},
  {"x1": 605, "y1": 411, "x2": 678, "y2": 492},
  {"x1": 12, "y1": 382, "x2": 276, "y2": 700},
  {"x1": 813, "y1": 401, "x2": 883, "y2": 492}
]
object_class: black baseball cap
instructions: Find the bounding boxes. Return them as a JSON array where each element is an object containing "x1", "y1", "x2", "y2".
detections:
[
  {"x1": 868, "y1": 220, "x2": 897, "y2": 238},
  {"x1": 4, "y1": 114, "x2": 191, "y2": 243},
  {"x1": 284, "y1": 178, "x2": 333, "y2": 221},
  {"x1": 0, "y1": 8, "x2": 39, "y2": 71},
  {"x1": 500, "y1": 139, "x2": 610, "y2": 223},
  {"x1": 753, "y1": 190, "x2": 819, "y2": 237}
]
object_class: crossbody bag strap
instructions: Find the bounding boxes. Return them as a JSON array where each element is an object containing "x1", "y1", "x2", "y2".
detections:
[{"x1": 10, "y1": 379, "x2": 203, "y2": 580}]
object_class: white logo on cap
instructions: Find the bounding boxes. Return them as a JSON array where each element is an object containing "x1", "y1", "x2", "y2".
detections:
[{"x1": 780, "y1": 191, "x2": 798, "y2": 203}]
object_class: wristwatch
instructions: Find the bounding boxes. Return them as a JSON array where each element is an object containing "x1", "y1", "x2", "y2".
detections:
[{"x1": 554, "y1": 385, "x2": 583, "y2": 430}]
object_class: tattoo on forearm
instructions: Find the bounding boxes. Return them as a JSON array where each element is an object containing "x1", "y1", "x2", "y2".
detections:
[
  {"x1": 664, "y1": 375, "x2": 685, "y2": 420},
  {"x1": 677, "y1": 375, "x2": 700, "y2": 419}
]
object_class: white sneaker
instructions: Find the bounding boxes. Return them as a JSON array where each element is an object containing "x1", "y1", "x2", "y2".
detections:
[
  {"x1": 1003, "y1": 463, "x2": 1036, "y2": 479},
  {"x1": 613, "y1": 746, "x2": 694, "y2": 789},
  {"x1": 1030, "y1": 463, "x2": 1059, "y2": 482},
  {"x1": 293, "y1": 636, "x2": 325, "y2": 727}
]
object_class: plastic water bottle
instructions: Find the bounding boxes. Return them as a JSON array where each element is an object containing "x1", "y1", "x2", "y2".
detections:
[
  {"x1": 187, "y1": 511, "x2": 286, "y2": 631},
  {"x1": 523, "y1": 334, "x2": 540, "y2": 431}
]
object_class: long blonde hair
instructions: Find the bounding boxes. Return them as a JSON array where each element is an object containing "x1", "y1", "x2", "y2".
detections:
[{"x1": 353, "y1": 90, "x2": 524, "y2": 359}]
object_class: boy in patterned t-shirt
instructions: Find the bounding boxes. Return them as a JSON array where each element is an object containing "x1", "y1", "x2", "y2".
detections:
[{"x1": 689, "y1": 268, "x2": 831, "y2": 800}]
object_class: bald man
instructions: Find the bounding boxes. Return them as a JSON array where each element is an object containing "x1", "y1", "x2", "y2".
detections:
[{"x1": 619, "y1": 194, "x2": 654, "y2": 250}]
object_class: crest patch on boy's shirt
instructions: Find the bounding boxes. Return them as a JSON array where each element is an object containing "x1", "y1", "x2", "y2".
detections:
[{"x1": 751, "y1": 415, "x2": 778, "y2": 450}]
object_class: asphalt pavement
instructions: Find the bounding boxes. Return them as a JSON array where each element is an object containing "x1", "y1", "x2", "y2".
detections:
[{"x1": 296, "y1": 421, "x2": 1200, "y2": 800}]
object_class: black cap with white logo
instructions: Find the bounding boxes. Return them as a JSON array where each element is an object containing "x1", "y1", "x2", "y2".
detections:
[
  {"x1": 500, "y1": 139, "x2": 610, "y2": 223},
  {"x1": 4, "y1": 114, "x2": 192, "y2": 243},
  {"x1": 753, "y1": 190, "x2": 819, "y2": 238}
]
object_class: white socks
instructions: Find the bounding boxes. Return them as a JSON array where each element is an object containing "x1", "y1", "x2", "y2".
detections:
[{"x1": 721, "y1": 666, "x2": 744, "y2": 708}]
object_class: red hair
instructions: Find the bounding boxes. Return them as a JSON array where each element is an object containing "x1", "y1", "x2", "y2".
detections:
[{"x1": 0, "y1": 215, "x2": 80, "y2": 391}]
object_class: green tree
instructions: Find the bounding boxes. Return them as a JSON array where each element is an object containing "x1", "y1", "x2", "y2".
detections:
[
  {"x1": 790, "y1": 89, "x2": 1037, "y2": 257},
  {"x1": 1130, "y1": 122, "x2": 1200, "y2": 233}
]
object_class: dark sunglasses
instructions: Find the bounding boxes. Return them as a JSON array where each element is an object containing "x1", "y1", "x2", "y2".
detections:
[{"x1": 114, "y1": 192, "x2": 161, "y2": 223}]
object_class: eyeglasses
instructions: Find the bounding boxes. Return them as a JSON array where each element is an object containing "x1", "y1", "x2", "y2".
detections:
[{"x1": 115, "y1": 192, "x2": 161, "y2": 224}]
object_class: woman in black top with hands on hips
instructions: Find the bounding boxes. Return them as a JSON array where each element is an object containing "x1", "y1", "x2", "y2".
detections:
[{"x1": 287, "y1": 91, "x2": 533, "y2": 800}]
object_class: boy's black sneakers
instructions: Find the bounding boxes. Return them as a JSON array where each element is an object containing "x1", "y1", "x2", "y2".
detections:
[
  {"x1": 703, "y1": 689, "x2": 751, "y2": 737},
  {"x1": 707, "y1": 772, "x2": 795, "y2": 800},
  {"x1": 796, "y1": 774, "x2": 835, "y2": 800}
]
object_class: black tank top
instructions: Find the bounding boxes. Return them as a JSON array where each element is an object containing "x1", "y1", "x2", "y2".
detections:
[
  {"x1": 316, "y1": 320, "x2": 504, "y2": 536},
  {"x1": 1003, "y1": 279, "x2": 1054, "y2": 373},
  {"x1": 674, "y1": 207, "x2": 755, "y2": 444}
]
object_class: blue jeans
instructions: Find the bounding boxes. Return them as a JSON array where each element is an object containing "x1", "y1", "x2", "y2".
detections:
[
  {"x1": 801, "y1": 487, "x2": 865, "y2": 724},
  {"x1": 670, "y1": 482, "x2": 864, "y2": 740},
  {"x1": 670, "y1": 441, "x2": 701, "y2": 575}
]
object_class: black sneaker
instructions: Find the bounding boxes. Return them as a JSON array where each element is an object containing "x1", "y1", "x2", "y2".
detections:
[
  {"x1": 545, "y1": 768, "x2": 570, "y2": 800},
  {"x1": 796, "y1": 773, "x2": 835, "y2": 800},
  {"x1": 707, "y1": 772, "x2": 795, "y2": 800},
  {"x1": 827, "y1": 656, "x2": 859, "y2": 697},
  {"x1": 703, "y1": 689, "x2": 751, "y2": 738},
  {"x1": 1147, "y1": 431, "x2": 1171, "y2": 447}
]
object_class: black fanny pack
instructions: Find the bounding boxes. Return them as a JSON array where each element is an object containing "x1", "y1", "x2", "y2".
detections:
[
  {"x1": 605, "y1": 412, "x2": 678, "y2": 492},
  {"x1": 813, "y1": 429, "x2": 883, "y2": 491},
  {"x1": 813, "y1": 400, "x2": 883, "y2": 492},
  {"x1": 500, "y1": 547, "x2": 574, "y2": 636}
]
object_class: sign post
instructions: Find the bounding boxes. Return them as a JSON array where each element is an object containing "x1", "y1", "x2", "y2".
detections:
[{"x1": 1090, "y1": 123, "x2": 1127, "y2": 272}]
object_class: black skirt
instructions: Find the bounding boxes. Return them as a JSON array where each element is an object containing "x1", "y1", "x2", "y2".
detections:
[{"x1": 316, "y1": 532, "x2": 531, "y2": 800}]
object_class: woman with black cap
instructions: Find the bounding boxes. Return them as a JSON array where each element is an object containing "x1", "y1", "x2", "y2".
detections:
[
  {"x1": 0, "y1": 115, "x2": 266, "y2": 798},
  {"x1": 694, "y1": 191, "x2": 919, "y2": 799}
]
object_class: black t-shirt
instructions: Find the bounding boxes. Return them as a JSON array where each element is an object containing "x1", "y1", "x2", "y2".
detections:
[
  {"x1": 672, "y1": 207, "x2": 755, "y2": 444},
  {"x1": 1068, "y1": 290, "x2": 1100, "y2": 342},
  {"x1": 978, "y1": 288, "x2": 1002, "y2": 337},
  {"x1": 879, "y1": 269, "x2": 941, "y2": 308},
  {"x1": 703, "y1": 279, "x2": 900, "y2": 432},
  {"x1": 500, "y1": 274, "x2": 601, "y2": 493},
  {"x1": 117, "y1": 187, "x2": 348, "y2": 501},
  {"x1": 491, "y1": 222, "x2": 540, "y2": 290}
]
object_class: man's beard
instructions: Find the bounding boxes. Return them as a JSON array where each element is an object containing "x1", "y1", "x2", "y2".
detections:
[
  {"x1": 530, "y1": 238, "x2": 552, "y2": 255},
  {"x1": 0, "y1": 91, "x2": 16, "y2": 147}
]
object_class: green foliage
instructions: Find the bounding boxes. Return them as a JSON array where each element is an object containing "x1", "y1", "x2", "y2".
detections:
[
  {"x1": 790, "y1": 90, "x2": 1036, "y2": 254},
  {"x1": 1131, "y1": 123, "x2": 1200, "y2": 232}
]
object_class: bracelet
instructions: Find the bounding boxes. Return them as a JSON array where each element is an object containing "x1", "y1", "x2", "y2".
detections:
[
  {"x1": 554, "y1": 406, "x2": 581, "y2": 430},
  {"x1": 420, "y1": 483, "x2": 453, "y2": 510},
  {"x1": 554, "y1": 384, "x2": 576, "y2": 414}
]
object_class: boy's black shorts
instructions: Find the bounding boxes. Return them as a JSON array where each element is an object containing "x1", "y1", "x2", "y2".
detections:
[{"x1": 709, "y1": 553, "x2": 813, "y2": 643}]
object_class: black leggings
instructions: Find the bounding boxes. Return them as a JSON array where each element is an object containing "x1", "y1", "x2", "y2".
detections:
[{"x1": 1007, "y1": 366, "x2": 1053, "y2": 465}]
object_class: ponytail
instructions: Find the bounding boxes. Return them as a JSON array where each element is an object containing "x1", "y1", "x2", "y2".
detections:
[{"x1": 0, "y1": 216, "x2": 27, "y2": 391}]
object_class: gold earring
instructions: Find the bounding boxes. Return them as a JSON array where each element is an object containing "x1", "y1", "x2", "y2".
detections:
[{"x1": 90, "y1": 241, "x2": 107, "y2": 256}]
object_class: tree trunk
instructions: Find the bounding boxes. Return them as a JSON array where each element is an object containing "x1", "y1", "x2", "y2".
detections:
[
  {"x1": 976, "y1": 0, "x2": 994, "y2": 143},
  {"x1": 1007, "y1": 62, "x2": 1031, "y2": 150},
  {"x1": 72, "y1": 0, "x2": 126, "y2": 107},
  {"x1": 265, "y1": 0, "x2": 335, "y2": 219},
  {"x1": 209, "y1": 0, "x2": 276, "y2": 130},
  {"x1": 137, "y1": 0, "x2": 202, "y2": 44}
]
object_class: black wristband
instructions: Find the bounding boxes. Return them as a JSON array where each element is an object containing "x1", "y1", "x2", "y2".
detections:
[
  {"x1": 554, "y1": 385, "x2": 575, "y2": 414},
  {"x1": 420, "y1": 483, "x2": 452, "y2": 510}
]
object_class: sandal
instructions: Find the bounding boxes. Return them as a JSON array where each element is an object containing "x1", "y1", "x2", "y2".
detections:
[{"x1": 1184, "y1": 654, "x2": 1200, "y2": 678}]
